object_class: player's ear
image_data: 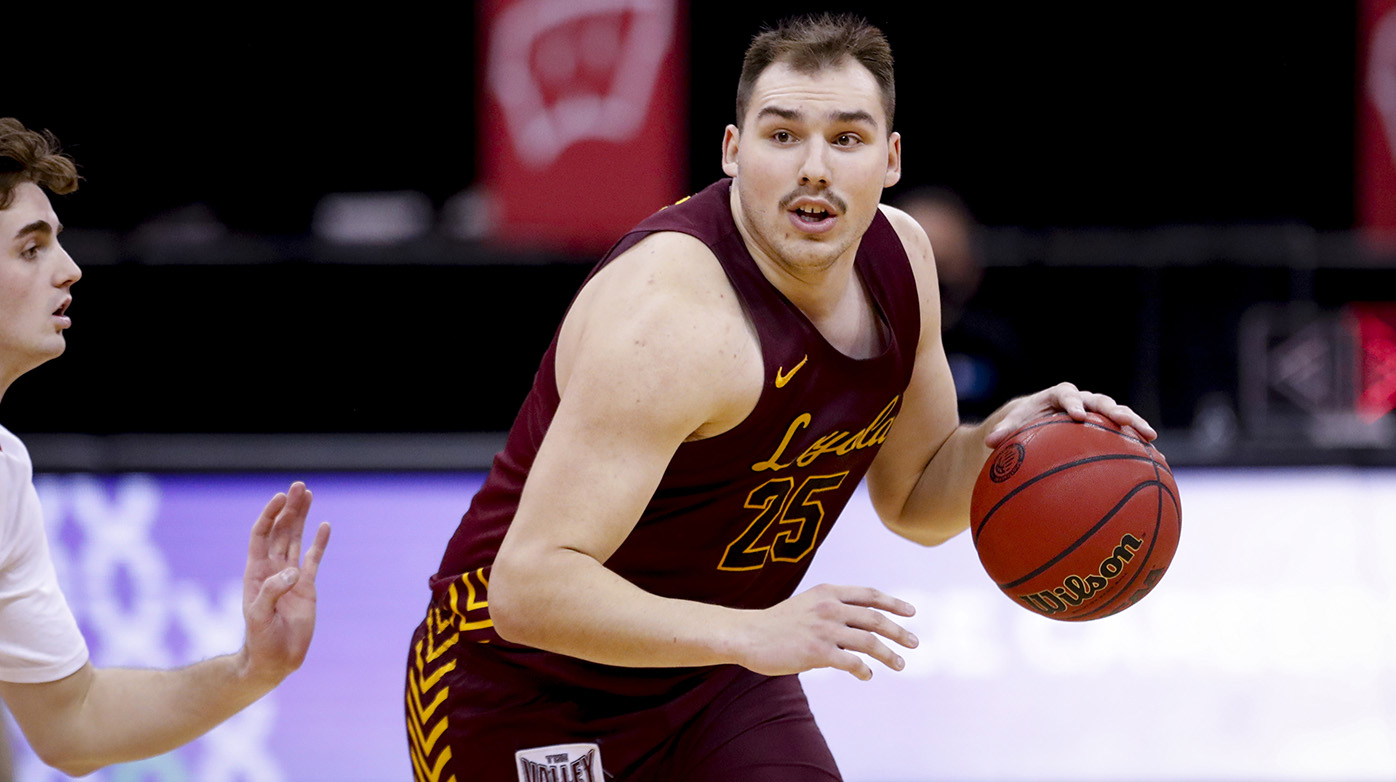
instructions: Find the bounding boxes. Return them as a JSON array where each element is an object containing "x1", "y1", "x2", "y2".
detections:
[
  {"x1": 722, "y1": 125, "x2": 740, "y2": 177},
  {"x1": 884, "y1": 131, "x2": 902, "y2": 188}
]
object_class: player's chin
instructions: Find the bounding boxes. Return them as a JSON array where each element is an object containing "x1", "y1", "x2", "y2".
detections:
[
  {"x1": 35, "y1": 337, "x2": 68, "y2": 364},
  {"x1": 780, "y1": 239, "x2": 844, "y2": 271},
  {"x1": 12, "y1": 344, "x2": 65, "y2": 379}
]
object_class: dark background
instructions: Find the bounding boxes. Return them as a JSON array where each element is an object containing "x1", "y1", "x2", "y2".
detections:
[
  {"x1": 11, "y1": 5, "x2": 1358, "y2": 231},
  {"x1": 1, "y1": 4, "x2": 1369, "y2": 445}
]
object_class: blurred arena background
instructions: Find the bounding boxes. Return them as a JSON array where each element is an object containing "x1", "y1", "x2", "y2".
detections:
[{"x1": 4, "y1": 2, "x2": 1395, "y2": 780}]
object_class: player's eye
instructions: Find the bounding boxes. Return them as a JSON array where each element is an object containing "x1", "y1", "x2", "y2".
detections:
[
  {"x1": 773, "y1": 131, "x2": 795, "y2": 143},
  {"x1": 19, "y1": 243, "x2": 39, "y2": 261},
  {"x1": 834, "y1": 134, "x2": 860, "y2": 147}
]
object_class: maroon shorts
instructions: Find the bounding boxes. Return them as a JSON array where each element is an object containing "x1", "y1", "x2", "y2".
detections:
[{"x1": 406, "y1": 619, "x2": 842, "y2": 781}]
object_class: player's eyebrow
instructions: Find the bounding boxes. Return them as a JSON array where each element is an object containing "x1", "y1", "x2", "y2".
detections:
[
  {"x1": 756, "y1": 106, "x2": 803, "y2": 123},
  {"x1": 13, "y1": 220, "x2": 59, "y2": 240},
  {"x1": 833, "y1": 109, "x2": 877, "y2": 127},
  {"x1": 757, "y1": 106, "x2": 878, "y2": 128}
]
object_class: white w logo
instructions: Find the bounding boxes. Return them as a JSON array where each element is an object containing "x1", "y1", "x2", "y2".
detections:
[{"x1": 488, "y1": 0, "x2": 677, "y2": 168}]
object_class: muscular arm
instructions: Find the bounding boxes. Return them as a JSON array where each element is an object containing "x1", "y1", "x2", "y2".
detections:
[
  {"x1": 0, "y1": 483, "x2": 329, "y2": 777},
  {"x1": 489, "y1": 233, "x2": 916, "y2": 680},
  {"x1": 863, "y1": 207, "x2": 986, "y2": 545},
  {"x1": 866, "y1": 207, "x2": 1157, "y2": 546}
]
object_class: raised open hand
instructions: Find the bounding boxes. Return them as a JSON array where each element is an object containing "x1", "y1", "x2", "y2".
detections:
[{"x1": 239, "y1": 482, "x2": 331, "y2": 685}]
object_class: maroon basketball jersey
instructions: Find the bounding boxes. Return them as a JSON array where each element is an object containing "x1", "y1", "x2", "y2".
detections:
[{"x1": 427, "y1": 178, "x2": 920, "y2": 691}]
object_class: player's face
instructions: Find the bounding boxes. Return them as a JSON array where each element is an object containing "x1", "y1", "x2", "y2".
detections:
[
  {"x1": 0, "y1": 182, "x2": 80, "y2": 385},
  {"x1": 723, "y1": 59, "x2": 901, "y2": 276}
]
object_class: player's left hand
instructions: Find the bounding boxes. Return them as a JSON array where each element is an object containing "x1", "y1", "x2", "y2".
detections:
[
  {"x1": 984, "y1": 382, "x2": 1157, "y2": 449},
  {"x1": 239, "y1": 482, "x2": 331, "y2": 686}
]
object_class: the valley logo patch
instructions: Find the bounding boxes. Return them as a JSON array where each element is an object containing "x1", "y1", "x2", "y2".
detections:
[{"x1": 516, "y1": 742, "x2": 603, "y2": 782}]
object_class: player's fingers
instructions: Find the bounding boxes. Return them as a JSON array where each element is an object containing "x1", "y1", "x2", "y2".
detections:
[
  {"x1": 283, "y1": 483, "x2": 311, "y2": 528},
  {"x1": 1073, "y1": 391, "x2": 1158, "y2": 441},
  {"x1": 248, "y1": 568, "x2": 299, "y2": 624},
  {"x1": 1048, "y1": 382, "x2": 1086, "y2": 418},
  {"x1": 835, "y1": 627, "x2": 906, "y2": 673},
  {"x1": 834, "y1": 585, "x2": 915, "y2": 618},
  {"x1": 277, "y1": 482, "x2": 310, "y2": 523},
  {"x1": 1082, "y1": 393, "x2": 1156, "y2": 439},
  {"x1": 1081, "y1": 391, "x2": 1118, "y2": 410},
  {"x1": 300, "y1": 522, "x2": 332, "y2": 584},
  {"x1": 829, "y1": 649, "x2": 875, "y2": 681},
  {"x1": 845, "y1": 605, "x2": 919, "y2": 650},
  {"x1": 986, "y1": 390, "x2": 1062, "y2": 447},
  {"x1": 1113, "y1": 405, "x2": 1158, "y2": 440},
  {"x1": 248, "y1": 492, "x2": 288, "y2": 560},
  {"x1": 272, "y1": 483, "x2": 312, "y2": 562}
]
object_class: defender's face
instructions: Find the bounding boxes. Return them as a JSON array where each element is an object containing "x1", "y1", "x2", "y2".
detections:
[
  {"x1": 0, "y1": 182, "x2": 80, "y2": 381},
  {"x1": 723, "y1": 59, "x2": 901, "y2": 275}
]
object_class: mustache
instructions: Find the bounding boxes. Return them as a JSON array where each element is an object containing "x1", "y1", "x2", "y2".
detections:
[{"x1": 778, "y1": 188, "x2": 848, "y2": 215}]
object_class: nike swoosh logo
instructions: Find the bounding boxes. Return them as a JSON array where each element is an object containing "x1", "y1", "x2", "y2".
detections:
[{"x1": 775, "y1": 355, "x2": 809, "y2": 388}]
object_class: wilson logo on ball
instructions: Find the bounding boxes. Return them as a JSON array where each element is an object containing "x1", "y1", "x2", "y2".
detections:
[
  {"x1": 989, "y1": 443, "x2": 1025, "y2": 483},
  {"x1": 1018, "y1": 533, "x2": 1143, "y2": 616}
]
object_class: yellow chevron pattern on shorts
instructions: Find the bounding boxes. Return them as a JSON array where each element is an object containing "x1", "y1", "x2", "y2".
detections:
[
  {"x1": 407, "y1": 601, "x2": 461, "y2": 782},
  {"x1": 448, "y1": 567, "x2": 494, "y2": 636}
]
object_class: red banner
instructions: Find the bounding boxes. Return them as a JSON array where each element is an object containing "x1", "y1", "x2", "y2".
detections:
[
  {"x1": 1360, "y1": 0, "x2": 1396, "y2": 230},
  {"x1": 1350, "y1": 303, "x2": 1396, "y2": 421},
  {"x1": 479, "y1": 0, "x2": 686, "y2": 255}
]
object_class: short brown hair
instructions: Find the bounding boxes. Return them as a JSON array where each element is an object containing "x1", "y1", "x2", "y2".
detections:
[
  {"x1": 0, "y1": 118, "x2": 80, "y2": 210},
  {"x1": 735, "y1": 13, "x2": 895, "y2": 133}
]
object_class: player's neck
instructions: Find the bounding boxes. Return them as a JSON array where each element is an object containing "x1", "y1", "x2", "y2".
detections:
[
  {"x1": 730, "y1": 196, "x2": 861, "y2": 324},
  {"x1": 734, "y1": 217, "x2": 882, "y2": 358},
  {"x1": 0, "y1": 356, "x2": 32, "y2": 405}
]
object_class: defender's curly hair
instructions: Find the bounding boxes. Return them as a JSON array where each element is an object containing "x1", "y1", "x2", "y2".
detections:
[{"x1": 0, "y1": 118, "x2": 80, "y2": 210}]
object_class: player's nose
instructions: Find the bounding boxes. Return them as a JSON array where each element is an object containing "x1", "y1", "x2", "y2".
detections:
[
  {"x1": 54, "y1": 245, "x2": 81, "y2": 287},
  {"x1": 798, "y1": 141, "x2": 830, "y2": 187}
]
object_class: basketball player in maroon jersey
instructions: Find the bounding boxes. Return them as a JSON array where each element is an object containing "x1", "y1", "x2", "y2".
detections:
[{"x1": 407, "y1": 13, "x2": 1155, "y2": 781}]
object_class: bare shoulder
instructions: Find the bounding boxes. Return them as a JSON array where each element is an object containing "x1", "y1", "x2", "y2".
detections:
[
  {"x1": 878, "y1": 204, "x2": 934, "y2": 266},
  {"x1": 877, "y1": 203, "x2": 940, "y2": 320},
  {"x1": 566, "y1": 231, "x2": 745, "y2": 321},
  {"x1": 557, "y1": 231, "x2": 763, "y2": 438}
]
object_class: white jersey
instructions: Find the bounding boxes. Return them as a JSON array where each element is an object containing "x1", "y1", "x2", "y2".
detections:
[{"x1": 0, "y1": 425, "x2": 88, "y2": 683}]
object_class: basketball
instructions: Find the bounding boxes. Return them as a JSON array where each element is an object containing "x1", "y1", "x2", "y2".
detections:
[{"x1": 970, "y1": 412, "x2": 1181, "y2": 621}]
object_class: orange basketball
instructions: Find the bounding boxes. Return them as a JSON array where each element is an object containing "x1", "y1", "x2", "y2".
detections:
[{"x1": 970, "y1": 412, "x2": 1181, "y2": 621}]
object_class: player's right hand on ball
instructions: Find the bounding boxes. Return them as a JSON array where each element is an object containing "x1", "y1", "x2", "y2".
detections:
[{"x1": 738, "y1": 584, "x2": 918, "y2": 681}]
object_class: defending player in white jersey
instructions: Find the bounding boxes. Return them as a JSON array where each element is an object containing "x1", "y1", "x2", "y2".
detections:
[{"x1": 0, "y1": 117, "x2": 331, "y2": 777}]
